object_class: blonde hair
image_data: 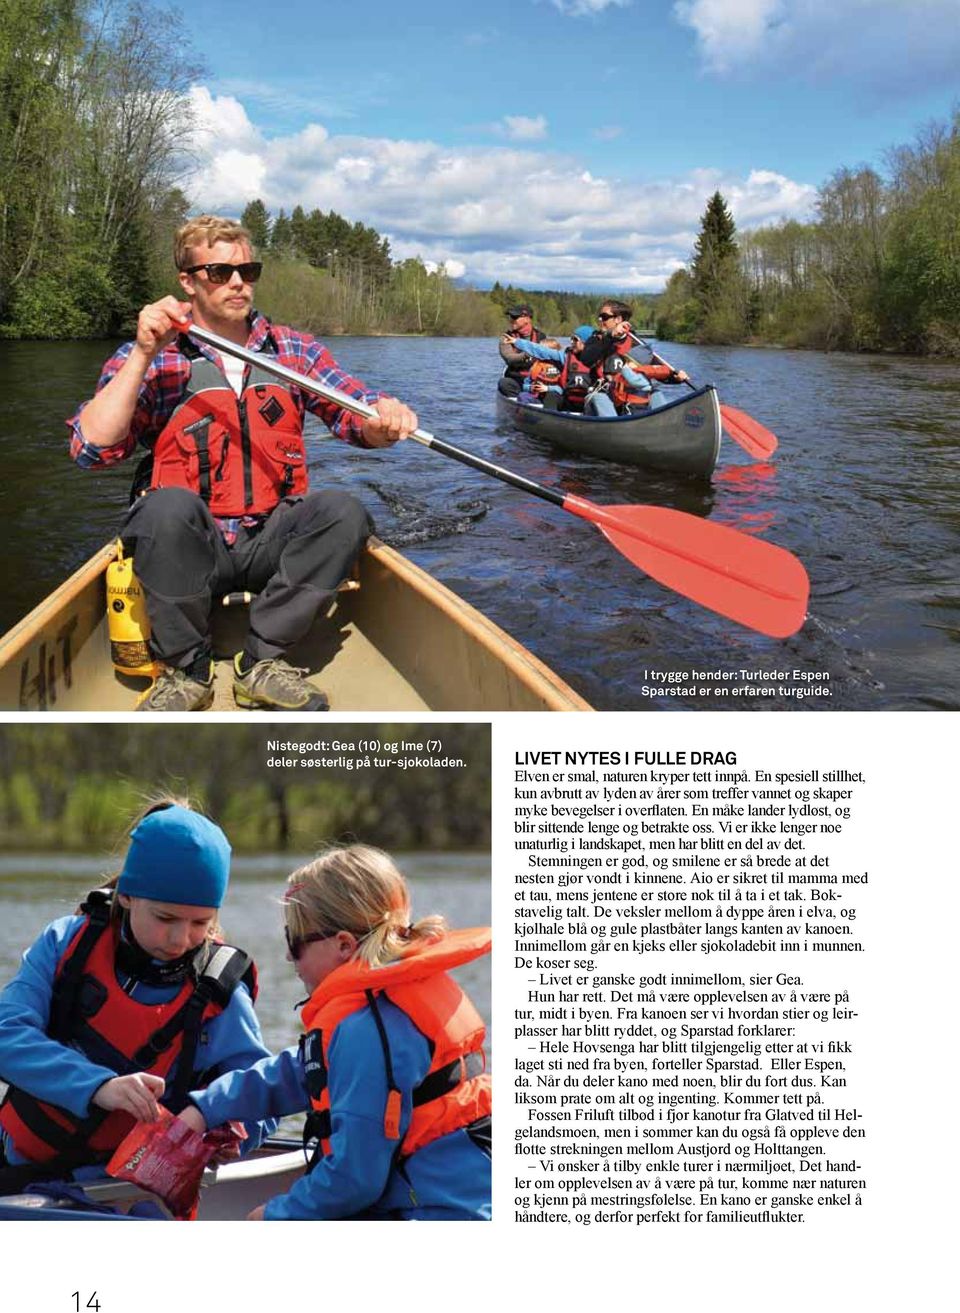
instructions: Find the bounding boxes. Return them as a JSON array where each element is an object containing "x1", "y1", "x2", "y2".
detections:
[
  {"x1": 175, "y1": 215, "x2": 254, "y2": 271},
  {"x1": 284, "y1": 845, "x2": 447, "y2": 968},
  {"x1": 543, "y1": 338, "x2": 562, "y2": 349},
  {"x1": 84, "y1": 793, "x2": 223, "y2": 938}
]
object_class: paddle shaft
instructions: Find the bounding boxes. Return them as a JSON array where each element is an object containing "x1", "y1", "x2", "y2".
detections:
[
  {"x1": 629, "y1": 332, "x2": 696, "y2": 393},
  {"x1": 184, "y1": 322, "x2": 567, "y2": 509},
  {"x1": 181, "y1": 322, "x2": 806, "y2": 635}
]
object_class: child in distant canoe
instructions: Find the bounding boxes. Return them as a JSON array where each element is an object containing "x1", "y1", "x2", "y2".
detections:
[
  {"x1": 507, "y1": 326, "x2": 603, "y2": 412},
  {"x1": 0, "y1": 799, "x2": 273, "y2": 1191},
  {"x1": 177, "y1": 844, "x2": 492, "y2": 1220},
  {"x1": 517, "y1": 338, "x2": 564, "y2": 406}
]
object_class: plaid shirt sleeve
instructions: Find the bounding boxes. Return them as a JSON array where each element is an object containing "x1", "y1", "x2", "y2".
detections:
[
  {"x1": 67, "y1": 343, "x2": 188, "y2": 468},
  {"x1": 272, "y1": 327, "x2": 384, "y2": 446}
]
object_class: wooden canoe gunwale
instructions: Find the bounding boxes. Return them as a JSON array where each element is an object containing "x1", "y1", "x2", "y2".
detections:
[{"x1": 0, "y1": 538, "x2": 591, "y2": 712}]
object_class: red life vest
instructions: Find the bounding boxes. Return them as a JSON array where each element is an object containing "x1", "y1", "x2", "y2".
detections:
[
  {"x1": 299, "y1": 928, "x2": 491, "y2": 1168},
  {"x1": 559, "y1": 349, "x2": 596, "y2": 409},
  {"x1": 147, "y1": 338, "x2": 308, "y2": 516},
  {"x1": 0, "y1": 893, "x2": 256, "y2": 1168}
]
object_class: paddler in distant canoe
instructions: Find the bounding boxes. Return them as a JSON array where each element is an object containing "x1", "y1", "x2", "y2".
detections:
[
  {"x1": 0, "y1": 799, "x2": 274, "y2": 1193},
  {"x1": 66, "y1": 214, "x2": 419, "y2": 713}
]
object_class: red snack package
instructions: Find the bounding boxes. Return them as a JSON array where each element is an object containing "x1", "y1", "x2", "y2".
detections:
[{"x1": 107, "y1": 1108, "x2": 247, "y2": 1219}]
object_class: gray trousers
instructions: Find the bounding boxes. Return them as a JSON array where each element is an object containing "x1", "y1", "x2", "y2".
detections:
[{"x1": 121, "y1": 487, "x2": 371, "y2": 667}]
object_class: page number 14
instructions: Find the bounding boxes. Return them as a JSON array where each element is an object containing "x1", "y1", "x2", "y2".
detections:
[{"x1": 71, "y1": 1296, "x2": 100, "y2": 1312}]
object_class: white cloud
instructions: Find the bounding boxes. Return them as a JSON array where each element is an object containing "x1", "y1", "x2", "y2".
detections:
[
  {"x1": 673, "y1": 0, "x2": 960, "y2": 92},
  {"x1": 673, "y1": 0, "x2": 781, "y2": 72},
  {"x1": 424, "y1": 259, "x2": 468, "y2": 279},
  {"x1": 183, "y1": 86, "x2": 817, "y2": 290},
  {"x1": 499, "y1": 114, "x2": 549, "y2": 141}
]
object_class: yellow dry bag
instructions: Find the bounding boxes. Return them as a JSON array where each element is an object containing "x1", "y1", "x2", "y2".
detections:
[{"x1": 106, "y1": 540, "x2": 157, "y2": 677}]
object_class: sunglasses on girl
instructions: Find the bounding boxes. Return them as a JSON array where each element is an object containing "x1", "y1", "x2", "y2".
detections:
[
  {"x1": 184, "y1": 261, "x2": 263, "y2": 285},
  {"x1": 284, "y1": 924, "x2": 336, "y2": 960}
]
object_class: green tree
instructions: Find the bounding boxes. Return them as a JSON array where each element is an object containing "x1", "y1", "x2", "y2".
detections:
[
  {"x1": 241, "y1": 198, "x2": 271, "y2": 252},
  {"x1": 882, "y1": 115, "x2": 960, "y2": 352},
  {"x1": 270, "y1": 208, "x2": 292, "y2": 255},
  {"x1": 690, "y1": 191, "x2": 744, "y2": 341}
]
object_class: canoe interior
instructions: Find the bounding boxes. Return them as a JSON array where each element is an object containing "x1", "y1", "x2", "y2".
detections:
[
  {"x1": 0, "y1": 539, "x2": 590, "y2": 712},
  {"x1": 498, "y1": 384, "x2": 721, "y2": 478}
]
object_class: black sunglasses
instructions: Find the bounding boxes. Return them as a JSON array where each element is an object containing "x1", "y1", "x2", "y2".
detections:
[
  {"x1": 284, "y1": 924, "x2": 336, "y2": 960},
  {"x1": 184, "y1": 261, "x2": 263, "y2": 285},
  {"x1": 597, "y1": 311, "x2": 618, "y2": 322}
]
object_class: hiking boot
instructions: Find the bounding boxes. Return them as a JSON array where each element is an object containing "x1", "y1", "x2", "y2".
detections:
[
  {"x1": 136, "y1": 666, "x2": 215, "y2": 712},
  {"x1": 232, "y1": 655, "x2": 330, "y2": 711}
]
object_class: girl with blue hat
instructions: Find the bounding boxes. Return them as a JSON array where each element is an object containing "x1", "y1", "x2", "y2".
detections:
[{"x1": 0, "y1": 798, "x2": 274, "y2": 1188}]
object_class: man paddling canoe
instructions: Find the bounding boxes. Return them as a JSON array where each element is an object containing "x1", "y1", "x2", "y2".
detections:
[{"x1": 67, "y1": 214, "x2": 418, "y2": 713}]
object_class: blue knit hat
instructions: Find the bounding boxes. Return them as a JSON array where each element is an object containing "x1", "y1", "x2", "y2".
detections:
[
  {"x1": 572, "y1": 325, "x2": 595, "y2": 344},
  {"x1": 118, "y1": 805, "x2": 231, "y2": 907}
]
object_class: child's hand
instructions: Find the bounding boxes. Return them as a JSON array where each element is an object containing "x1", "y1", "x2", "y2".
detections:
[
  {"x1": 92, "y1": 1073, "x2": 164, "y2": 1122},
  {"x1": 176, "y1": 1103, "x2": 208, "y2": 1135},
  {"x1": 247, "y1": 1204, "x2": 266, "y2": 1221}
]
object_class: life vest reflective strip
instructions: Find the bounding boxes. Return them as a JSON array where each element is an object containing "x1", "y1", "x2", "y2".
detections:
[
  {"x1": 505, "y1": 327, "x2": 546, "y2": 380},
  {"x1": 0, "y1": 901, "x2": 255, "y2": 1168},
  {"x1": 147, "y1": 337, "x2": 308, "y2": 516},
  {"x1": 299, "y1": 929, "x2": 492, "y2": 1168}
]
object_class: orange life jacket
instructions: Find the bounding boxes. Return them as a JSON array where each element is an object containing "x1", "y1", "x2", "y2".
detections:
[
  {"x1": 529, "y1": 359, "x2": 562, "y2": 386},
  {"x1": 604, "y1": 344, "x2": 675, "y2": 409},
  {"x1": 147, "y1": 338, "x2": 308, "y2": 516},
  {"x1": 299, "y1": 928, "x2": 491, "y2": 1168},
  {"x1": 0, "y1": 891, "x2": 256, "y2": 1168}
]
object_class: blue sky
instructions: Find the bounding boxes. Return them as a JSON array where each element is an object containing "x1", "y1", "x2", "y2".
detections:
[{"x1": 178, "y1": 0, "x2": 960, "y2": 290}]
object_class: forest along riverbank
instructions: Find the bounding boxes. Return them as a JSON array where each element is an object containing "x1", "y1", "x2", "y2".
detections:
[{"x1": 2, "y1": 336, "x2": 958, "y2": 710}]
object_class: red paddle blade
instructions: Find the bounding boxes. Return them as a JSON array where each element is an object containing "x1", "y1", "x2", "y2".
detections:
[
  {"x1": 721, "y1": 404, "x2": 779, "y2": 460},
  {"x1": 564, "y1": 497, "x2": 808, "y2": 638}
]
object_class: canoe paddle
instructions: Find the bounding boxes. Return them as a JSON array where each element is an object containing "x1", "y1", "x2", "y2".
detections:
[
  {"x1": 179, "y1": 322, "x2": 808, "y2": 637},
  {"x1": 630, "y1": 333, "x2": 779, "y2": 461}
]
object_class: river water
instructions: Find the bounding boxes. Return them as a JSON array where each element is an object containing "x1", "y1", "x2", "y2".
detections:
[
  {"x1": 0, "y1": 851, "x2": 490, "y2": 1133},
  {"x1": 1, "y1": 335, "x2": 958, "y2": 710}
]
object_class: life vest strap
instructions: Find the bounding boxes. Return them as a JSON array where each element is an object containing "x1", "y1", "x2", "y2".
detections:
[
  {"x1": 365, "y1": 990, "x2": 403, "y2": 1142},
  {"x1": 411, "y1": 1050, "x2": 484, "y2": 1107},
  {"x1": 48, "y1": 889, "x2": 113, "y2": 1040},
  {"x1": 182, "y1": 413, "x2": 214, "y2": 502},
  {"x1": 0, "y1": 1085, "x2": 113, "y2": 1167},
  {"x1": 302, "y1": 1108, "x2": 331, "y2": 1170}
]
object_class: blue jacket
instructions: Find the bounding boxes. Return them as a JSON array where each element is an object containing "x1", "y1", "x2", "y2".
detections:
[
  {"x1": 512, "y1": 337, "x2": 565, "y2": 365},
  {"x1": 0, "y1": 915, "x2": 275, "y2": 1169},
  {"x1": 189, "y1": 996, "x2": 491, "y2": 1220}
]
